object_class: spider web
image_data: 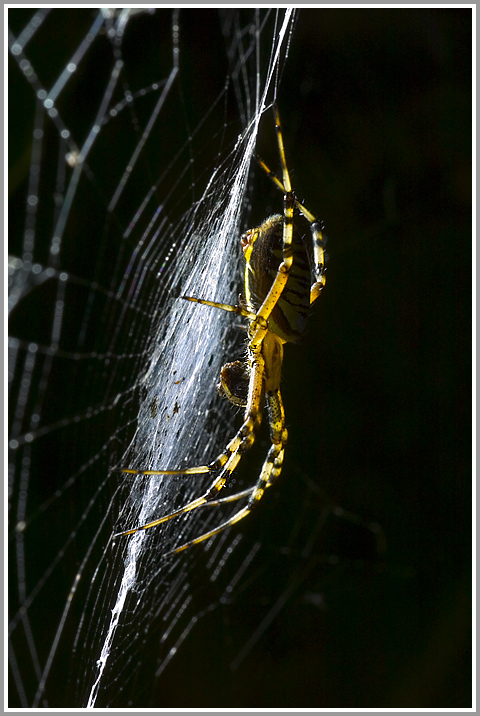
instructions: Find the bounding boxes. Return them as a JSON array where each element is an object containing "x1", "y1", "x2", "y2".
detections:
[
  {"x1": 8, "y1": 7, "x2": 339, "y2": 708},
  {"x1": 9, "y1": 7, "x2": 470, "y2": 709}
]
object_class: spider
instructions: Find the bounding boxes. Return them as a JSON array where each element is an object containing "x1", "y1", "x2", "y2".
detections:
[{"x1": 117, "y1": 106, "x2": 326, "y2": 557}]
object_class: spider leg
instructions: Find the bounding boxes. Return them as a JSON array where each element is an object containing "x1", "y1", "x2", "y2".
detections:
[
  {"x1": 257, "y1": 161, "x2": 326, "y2": 303},
  {"x1": 116, "y1": 351, "x2": 266, "y2": 538},
  {"x1": 203, "y1": 487, "x2": 256, "y2": 506},
  {"x1": 248, "y1": 110, "x2": 296, "y2": 351},
  {"x1": 308, "y1": 220, "x2": 327, "y2": 305},
  {"x1": 257, "y1": 155, "x2": 314, "y2": 222},
  {"x1": 256, "y1": 106, "x2": 326, "y2": 306},
  {"x1": 263, "y1": 387, "x2": 287, "y2": 488},
  {"x1": 255, "y1": 163, "x2": 327, "y2": 304},
  {"x1": 181, "y1": 295, "x2": 256, "y2": 321},
  {"x1": 161, "y1": 388, "x2": 287, "y2": 558},
  {"x1": 161, "y1": 506, "x2": 252, "y2": 557}
]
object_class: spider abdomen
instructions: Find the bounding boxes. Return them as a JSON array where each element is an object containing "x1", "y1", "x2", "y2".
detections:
[{"x1": 243, "y1": 214, "x2": 311, "y2": 342}]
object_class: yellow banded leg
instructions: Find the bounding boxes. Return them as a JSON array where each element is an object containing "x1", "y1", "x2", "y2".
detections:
[
  {"x1": 265, "y1": 388, "x2": 287, "y2": 487},
  {"x1": 162, "y1": 506, "x2": 252, "y2": 557},
  {"x1": 309, "y1": 220, "x2": 326, "y2": 304},
  {"x1": 256, "y1": 110, "x2": 326, "y2": 308},
  {"x1": 274, "y1": 104, "x2": 295, "y2": 301},
  {"x1": 163, "y1": 392, "x2": 286, "y2": 558},
  {"x1": 250, "y1": 111, "x2": 295, "y2": 351},
  {"x1": 247, "y1": 388, "x2": 287, "y2": 505},
  {"x1": 203, "y1": 487, "x2": 256, "y2": 506},
  {"x1": 274, "y1": 104, "x2": 291, "y2": 194},
  {"x1": 181, "y1": 295, "x2": 257, "y2": 321}
]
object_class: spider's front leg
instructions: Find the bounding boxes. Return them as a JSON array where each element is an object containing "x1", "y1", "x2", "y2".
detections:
[{"x1": 256, "y1": 104, "x2": 327, "y2": 307}]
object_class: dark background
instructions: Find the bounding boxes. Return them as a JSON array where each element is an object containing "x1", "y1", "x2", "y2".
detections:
[{"x1": 9, "y1": 8, "x2": 471, "y2": 708}]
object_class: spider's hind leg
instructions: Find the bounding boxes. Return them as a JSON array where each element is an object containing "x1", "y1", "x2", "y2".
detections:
[{"x1": 162, "y1": 388, "x2": 287, "y2": 558}]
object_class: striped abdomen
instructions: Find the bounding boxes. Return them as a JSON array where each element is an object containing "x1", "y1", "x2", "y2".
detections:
[{"x1": 242, "y1": 214, "x2": 312, "y2": 343}]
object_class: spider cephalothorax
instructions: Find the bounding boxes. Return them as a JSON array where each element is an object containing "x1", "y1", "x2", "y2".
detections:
[{"x1": 118, "y1": 106, "x2": 326, "y2": 557}]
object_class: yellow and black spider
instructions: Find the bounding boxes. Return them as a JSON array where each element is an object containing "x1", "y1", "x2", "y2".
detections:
[{"x1": 117, "y1": 106, "x2": 326, "y2": 557}]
